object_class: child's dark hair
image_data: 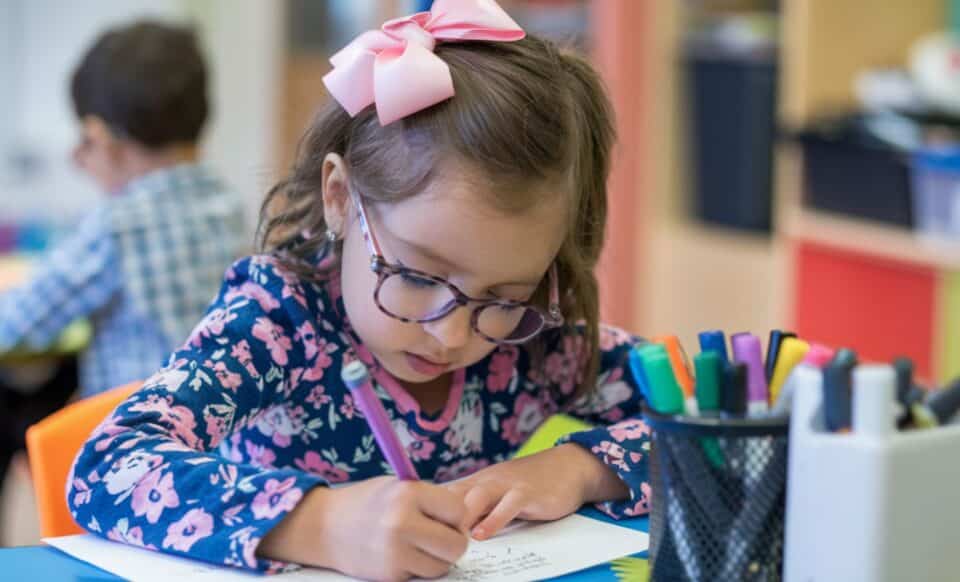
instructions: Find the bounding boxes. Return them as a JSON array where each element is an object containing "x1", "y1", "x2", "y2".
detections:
[
  {"x1": 258, "y1": 34, "x2": 616, "y2": 397},
  {"x1": 70, "y1": 20, "x2": 209, "y2": 149}
]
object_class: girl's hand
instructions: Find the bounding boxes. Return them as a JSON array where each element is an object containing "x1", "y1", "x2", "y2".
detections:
[
  {"x1": 446, "y1": 443, "x2": 628, "y2": 541},
  {"x1": 258, "y1": 476, "x2": 469, "y2": 581}
]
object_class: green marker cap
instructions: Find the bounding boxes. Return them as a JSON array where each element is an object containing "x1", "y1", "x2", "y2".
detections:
[
  {"x1": 641, "y1": 351, "x2": 685, "y2": 415},
  {"x1": 693, "y1": 351, "x2": 722, "y2": 412},
  {"x1": 638, "y1": 343, "x2": 667, "y2": 360},
  {"x1": 832, "y1": 348, "x2": 858, "y2": 368}
]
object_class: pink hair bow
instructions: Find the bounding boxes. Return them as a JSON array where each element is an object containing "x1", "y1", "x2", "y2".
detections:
[{"x1": 322, "y1": 0, "x2": 525, "y2": 126}]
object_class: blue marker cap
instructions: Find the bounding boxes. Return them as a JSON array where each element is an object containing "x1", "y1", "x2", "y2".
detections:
[
  {"x1": 628, "y1": 344, "x2": 653, "y2": 402},
  {"x1": 698, "y1": 330, "x2": 729, "y2": 363}
]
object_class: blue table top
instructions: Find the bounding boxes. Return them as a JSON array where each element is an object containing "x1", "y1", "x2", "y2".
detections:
[{"x1": 0, "y1": 510, "x2": 648, "y2": 581}]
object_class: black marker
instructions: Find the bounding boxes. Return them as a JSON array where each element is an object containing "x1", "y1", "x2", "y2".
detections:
[
  {"x1": 911, "y1": 378, "x2": 960, "y2": 428},
  {"x1": 823, "y1": 349, "x2": 856, "y2": 432},
  {"x1": 722, "y1": 362, "x2": 747, "y2": 416}
]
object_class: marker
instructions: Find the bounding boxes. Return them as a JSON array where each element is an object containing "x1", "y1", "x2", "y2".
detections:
[
  {"x1": 721, "y1": 362, "x2": 747, "y2": 416},
  {"x1": 852, "y1": 365, "x2": 896, "y2": 437},
  {"x1": 698, "y1": 330, "x2": 729, "y2": 362},
  {"x1": 721, "y1": 362, "x2": 759, "y2": 495},
  {"x1": 654, "y1": 335, "x2": 698, "y2": 415},
  {"x1": 635, "y1": 343, "x2": 669, "y2": 404},
  {"x1": 732, "y1": 333, "x2": 768, "y2": 414},
  {"x1": 893, "y1": 357, "x2": 915, "y2": 427},
  {"x1": 801, "y1": 343, "x2": 835, "y2": 368},
  {"x1": 928, "y1": 379, "x2": 960, "y2": 423},
  {"x1": 770, "y1": 342, "x2": 833, "y2": 415},
  {"x1": 832, "y1": 348, "x2": 858, "y2": 368},
  {"x1": 765, "y1": 330, "x2": 796, "y2": 382},
  {"x1": 640, "y1": 351, "x2": 685, "y2": 415},
  {"x1": 911, "y1": 378, "x2": 960, "y2": 428},
  {"x1": 692, "y1": 351, "x2": 725, "y2": 469},
  {"x1": 693, "y1": 351, "x2": 722, "y2": 412},
  {"x1": 768, "y1": 337, "x2": 810, "y2": 406},
  {"x1": 341, "y1": 361, "x2": 419, "y2": 480},
  {"x1": 638, "y1": 343, "x2": 668, "y2": 360},
  {"x1": 628, "y1": 344, "x2": 653, "y2": 402},
  {"x1": 823, "y1": 350, "x2": 856, "y2": 432}
]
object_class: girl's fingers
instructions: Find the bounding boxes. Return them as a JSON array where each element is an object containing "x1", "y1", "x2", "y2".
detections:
[
  {"x1": 410, "y1": 514, "x2": 469, "y2": 564},
  {"x1": 471, "y1": 488, "x2": 526, "y2": 541},
  {"x1": 417, "y1": 484, "x2": 467, "y2": 530},
  {"x1": 403, "y1": 547, "x2": 457, "y2": 580},
  {"x1": 461, "y1": 485, "x2": 503, "y2": 532}
]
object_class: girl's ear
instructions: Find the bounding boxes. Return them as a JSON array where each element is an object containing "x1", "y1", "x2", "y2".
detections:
[{"x1": 321, "y1": 153, "x2": 351, "y2": 237}]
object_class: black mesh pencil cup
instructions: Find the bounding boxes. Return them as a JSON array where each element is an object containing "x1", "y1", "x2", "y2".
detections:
[{"x1": 643, "y1": 407, "x2": 789, "y2": 582}]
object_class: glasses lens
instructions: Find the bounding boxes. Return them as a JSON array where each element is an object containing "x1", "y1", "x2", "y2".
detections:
[
  {"x1": 378, "y1": 271, "x2": 457, "y2": 321},
  {"x1": 476, "y1": 303, "x2": 545, "y2": 342}
]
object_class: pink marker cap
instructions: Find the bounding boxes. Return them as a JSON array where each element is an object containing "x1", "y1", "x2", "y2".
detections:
[{"x1": 802, "y1": 343, "x2": 835, "y2": 368}]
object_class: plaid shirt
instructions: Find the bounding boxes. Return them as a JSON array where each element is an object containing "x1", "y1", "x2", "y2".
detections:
[{"x1": 0, "y1": 164, "x2": 246, "y2": 396}]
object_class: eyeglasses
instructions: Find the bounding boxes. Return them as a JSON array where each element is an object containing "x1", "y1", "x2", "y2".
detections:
[{"x1": 352, "y1": 194, "x2": 564, "y2": 345}]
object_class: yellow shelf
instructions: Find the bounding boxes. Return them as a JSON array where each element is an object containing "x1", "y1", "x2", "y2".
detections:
[{"x1": 782, "y1": 207, "x2": 960, "y2": 271}]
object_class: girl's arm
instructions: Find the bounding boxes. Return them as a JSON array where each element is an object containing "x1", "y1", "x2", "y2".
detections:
[
  {"x1": 558, "y1": 324, "x2": 652, "y2": 519},
  {"x1": 451, "y1": 325, "x2": 650, "y2": 539},
  {"x1": 66, "y1": 257, "x2": 326, "y2": 573}
]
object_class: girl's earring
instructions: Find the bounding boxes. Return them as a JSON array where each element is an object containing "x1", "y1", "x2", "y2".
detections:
[{"x1": 325, "y1": 229, "x2": 338, "y2": 243}]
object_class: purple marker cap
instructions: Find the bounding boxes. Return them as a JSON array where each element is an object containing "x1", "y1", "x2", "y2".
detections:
[
  {"x1": 341, "y1": 361, "x2": 419, "y2": 480},
  {"x1": 732, "y1": 333, "x2": 769, "y2": 412}
]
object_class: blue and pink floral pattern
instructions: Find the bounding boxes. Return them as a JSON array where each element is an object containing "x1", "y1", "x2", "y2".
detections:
[{"x1": 67, "y1": 256, "x2": 651, "y2": 573}]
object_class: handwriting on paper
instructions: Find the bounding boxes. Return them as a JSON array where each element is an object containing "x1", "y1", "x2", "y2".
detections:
[{"x1": 446, "y1": 546, "x2": 550, "y2": 580}]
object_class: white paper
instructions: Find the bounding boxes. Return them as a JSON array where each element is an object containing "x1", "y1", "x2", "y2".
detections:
[
  {"x1": 44, "y1": 514, "x2": 648, "y2": 582},
  {"x1": 43, "y1": 534, "x2": 350, "y2": 581},
  {"x1": 430, "y1": 515, "x2": 648, "y2": 582}
]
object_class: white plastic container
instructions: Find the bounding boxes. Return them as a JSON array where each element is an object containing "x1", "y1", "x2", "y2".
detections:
[{"x1": 783, "y1": 364, "x2": 960, "y2": 582}]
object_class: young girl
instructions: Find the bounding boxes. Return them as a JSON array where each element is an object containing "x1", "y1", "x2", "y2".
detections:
[{"x1": 67, "y1": 2, "x2": 651, "y2": 580}]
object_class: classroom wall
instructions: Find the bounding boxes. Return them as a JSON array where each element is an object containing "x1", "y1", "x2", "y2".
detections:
[
  {"x1": 182, "y1": 0, "x2": 284, "y2": 234},
  {"x1": 596, "y1": 1, "x2": 780, "y2": 348},
  {"x1": 0, "y1": 2, "x2": 18, "y2": 159}
]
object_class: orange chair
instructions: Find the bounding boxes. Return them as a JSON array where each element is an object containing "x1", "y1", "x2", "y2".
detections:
[{"x1": 25, "y1": 381, "x2": 142, "y2": 537}]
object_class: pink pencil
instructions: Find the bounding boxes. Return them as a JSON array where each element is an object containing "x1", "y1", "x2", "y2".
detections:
[{"x1": 340, "y1": 361, "x2": 419, "y2": 480}]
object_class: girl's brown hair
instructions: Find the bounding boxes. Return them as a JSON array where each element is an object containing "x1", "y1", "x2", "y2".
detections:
[{"x1": 257, "y1": 34, "x2": 615, "y2": 397}]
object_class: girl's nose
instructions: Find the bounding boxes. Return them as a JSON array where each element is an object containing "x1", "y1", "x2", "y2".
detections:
[{"x1": 422, "y1": 305, "x2": 473, "y2": 350}]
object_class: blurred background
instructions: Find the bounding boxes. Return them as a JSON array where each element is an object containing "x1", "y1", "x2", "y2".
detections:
[{"x1": 1, "y1": 0, "x2": 959, "y2": 546}]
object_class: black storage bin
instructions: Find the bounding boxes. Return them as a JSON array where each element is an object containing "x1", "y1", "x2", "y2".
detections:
[
  {"x1": 798, "y1": 117, "x2": 913, "y2": 228},
  {"x1": 686, "y1": 48, "x2": 777, "y2": 233}
]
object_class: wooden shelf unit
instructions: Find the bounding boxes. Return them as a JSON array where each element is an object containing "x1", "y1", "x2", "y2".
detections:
[
  {"x1": 783, "y1": 207, "x2": 960, "y2": 272},
  {"x1": 775, "y1": 0, "x2": 956, "y2": 383}
]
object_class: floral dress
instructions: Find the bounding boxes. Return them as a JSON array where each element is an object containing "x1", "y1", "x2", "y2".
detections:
[{"x1": 67, "y1": 255, "x2": 652, "y2": 573}]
